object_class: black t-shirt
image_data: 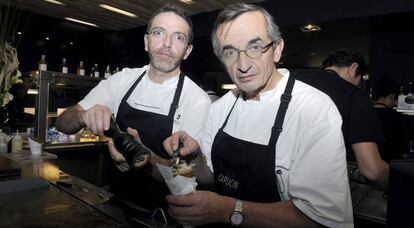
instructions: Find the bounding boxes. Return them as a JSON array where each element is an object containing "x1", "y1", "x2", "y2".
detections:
[
  {"x1": 297, "y1": 70, "x2": 384, "y2": 161},
  {"x1": 375, "y1": 107, "x2": 410, "y2": 162}
]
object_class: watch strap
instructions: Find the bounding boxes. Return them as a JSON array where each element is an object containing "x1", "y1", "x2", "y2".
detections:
[{"x1": 235, "y1": 199, "x2": 243, "y2": 213}]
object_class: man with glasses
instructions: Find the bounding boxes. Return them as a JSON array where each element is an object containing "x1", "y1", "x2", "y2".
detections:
[
  {"x1": 163, "y1": 3, "x2": 353, "y2": 227},
  {"x1": 56, "y1": 4, "x2": 211, "y2": 211}
]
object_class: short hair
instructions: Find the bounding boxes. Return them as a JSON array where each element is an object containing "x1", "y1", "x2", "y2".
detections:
[
  {"x1": 373, "y1": 74, "x2": 400, "y2": 99},
  {"x1": 321, "y1": 50, "x2": 368, "y2": 76},
  {"x1": 211, "y1": 3, "x2": 282, "y2": 57},
  {"x1": 146, "y1": 3, "x2": 194, "y2": 44}
]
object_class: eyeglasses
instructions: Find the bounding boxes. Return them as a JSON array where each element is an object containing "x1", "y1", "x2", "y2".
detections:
[
  {"x1": 220, "y1": 41, "x2": 275, "y2": 63},
  {"x1": 148, "y1": 28, "x2": 188, "y2": 45}
]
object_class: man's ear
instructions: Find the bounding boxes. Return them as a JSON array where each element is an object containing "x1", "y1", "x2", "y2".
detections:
[
  {"x1": 144, "y1": 34, "x2": 149, "y2": 52},
  {"x1": 183, "y1": 44, "x2": 193, "y2": 60},
  {"x1": 350, "y1": 62, "x2": 359, "y2": 78},
  {"x1": 273, "y1": 39, "x2": 284, "y2": 63}
]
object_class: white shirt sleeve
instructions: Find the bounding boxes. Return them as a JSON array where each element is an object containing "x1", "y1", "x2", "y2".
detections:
[{"x1": 287, "y1": 93, "x2": 353, "y2": 228}]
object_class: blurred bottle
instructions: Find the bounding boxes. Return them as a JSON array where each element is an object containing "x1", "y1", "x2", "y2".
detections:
[
  {"x1": 94, "y1": 63, "x2": 100, "y2": 77},
  {"x1": 0, "y1": 129, "x2": 8, "y2": 153},
  {"x1": 39, "y1": 55, "x2": 47, "y2": 71},
  {"x1": 104, "y1": 65, "x2": 111, "y2": 79},
  {"x1": 408, "y1": 82, "x2": 413, "y2": 96},
  {"x1": 90, "y1": 66, "x2": 95, "y2": 77},
  {"x1": 61, "y1": 58, "x2": 68, "y2": 73},
  {"x1": 11, "y1": 130, "x2": 22, "y2": 153},
  {"x1": 399, "y1": 86, "x2": 405, "y2": 95},
  {"x1": 369, "y1": 88, "x2": 373, "y2": 100},
  {"x1": 77, "y1": 61, "x2": 85, "y2": 76}
]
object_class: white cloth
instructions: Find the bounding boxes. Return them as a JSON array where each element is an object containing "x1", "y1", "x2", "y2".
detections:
[
  {"x1": 200, "y1": 69, "x2": 353, "y2": 227},
  {"x1": 79, "y1": 65, "x2": 211, "y2": 140}
]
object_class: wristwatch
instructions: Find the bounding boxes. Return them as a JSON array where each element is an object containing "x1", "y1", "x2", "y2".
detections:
[{"x1": 230, "y1": 199, "x2": 244, "y2": 226}]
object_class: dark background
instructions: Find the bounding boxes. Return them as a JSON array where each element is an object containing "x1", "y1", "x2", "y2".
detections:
[{"x1": 8, "y1": 0, "x2": 414, "y2": 92}]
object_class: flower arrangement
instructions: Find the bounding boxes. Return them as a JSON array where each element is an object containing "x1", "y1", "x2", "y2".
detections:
[
  {"x1": 0, "y1": 43, "x2": 22, "y2": 106},
  {"x1": 0, "y1": 1, "x2": 23, "y2": 107}
]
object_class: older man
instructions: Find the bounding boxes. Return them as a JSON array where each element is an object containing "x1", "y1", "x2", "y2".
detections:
[{"x1": 163, "y1": 3, "x2": 353, "y2": 227}]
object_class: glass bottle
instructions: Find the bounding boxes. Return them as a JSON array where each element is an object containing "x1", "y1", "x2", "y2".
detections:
[
  {"x1": 94, "y1": 63, "x2": 99, "y2": 77},
  {"x1": 90, "y1": 66, "x2": 95, "y2": 77},
  {"x1": 104, "y1": 65, "x2": 111, "y2": 79},
  {"x1": 61, "y1": 58, "x2": 68, "y2": 73},
  {"x1": 77, "y1": 61, "x2": 85, "y2": 76},
  {"x1": 39, "y1": 55, "x2": 47, "y2": 71}
]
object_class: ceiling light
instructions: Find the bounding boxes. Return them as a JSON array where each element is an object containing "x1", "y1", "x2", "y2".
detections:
[
  {"x1": 70, "y1": 42, "x2": 74, "y2": 45},
  {"x1": 17, "y1": 31, "x2": 22, "y2": 35},
  {"x1": 99, "y1": 4, "x2": 137, "y2": 18},
  {"x1": 221, "y1": 84, "x2": 237, "y2": 90},
  {"x1": 300, "y1": 24, "x2": 321, "y2": 32},
  {"x1": 179, "y1": 0, "x2": 195, "y2": 4},
  {"x1": 43, "y1": 0, "x2": 66, "y2": 6},
  {"x1": 65, "y1": 17, "x2": 99, "y2": 27}
]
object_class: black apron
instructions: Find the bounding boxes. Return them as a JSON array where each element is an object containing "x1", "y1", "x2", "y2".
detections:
[
  {"x1": 212, "y1": 75, "x2": 295, "y2": 203},
  {"x1": 110, "y1": 70, "x2": 184, "y2": 211}
]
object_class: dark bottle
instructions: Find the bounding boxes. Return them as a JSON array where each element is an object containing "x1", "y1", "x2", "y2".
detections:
[
  {"x1": 104, "y1": 115, "x2": 151, "y2": 168},
  {"x1": 77, "y1": 61, "x2": 85, "y2": 76}
]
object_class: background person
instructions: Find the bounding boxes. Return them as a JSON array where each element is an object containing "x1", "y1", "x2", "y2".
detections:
[
  {"x1": 373, "y1": 75, "x2": 410, "y2": 162},
  {"x1": 298, "y1": 50, "x2": 389, "y2": 189}
]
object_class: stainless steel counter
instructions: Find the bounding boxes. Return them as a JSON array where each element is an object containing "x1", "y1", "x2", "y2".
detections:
[
  {"x1": 348, "y1": 163, "x2": 387, "y2": 225},
  {"x1": 0, "y1": 152, "x2": 178, "y2": 227}
]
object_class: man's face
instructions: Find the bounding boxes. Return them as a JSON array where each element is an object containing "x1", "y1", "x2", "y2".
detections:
[
  {"x1": 216, "y1": 11, "x2": 283, "y2": 98},
  {"x1": 144, "y1": 12, "x2": 193, "y2": 73}
]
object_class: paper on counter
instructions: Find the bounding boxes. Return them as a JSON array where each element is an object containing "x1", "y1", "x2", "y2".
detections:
[{"x1": 156, "y1": 163, "x2": 197, "y2": 196}]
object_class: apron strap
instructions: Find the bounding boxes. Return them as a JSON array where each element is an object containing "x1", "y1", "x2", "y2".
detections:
[
  {"x1": 218, "y1": 93, "x2": 240, "y2": 131},
  {"x1": 269, "y1": 74, "x2": 296, "y2": 149},
  {"x1": 120, "y1": 70, "x2": 146, "y2": 104},
  {"x1": 168, "y1": 72, "x2": 185, "y2": 118}
]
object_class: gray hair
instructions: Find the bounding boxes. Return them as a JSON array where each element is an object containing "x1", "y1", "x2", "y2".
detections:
[{"x1": 211, "y1": 3, "x2": 282, "y2": 57}]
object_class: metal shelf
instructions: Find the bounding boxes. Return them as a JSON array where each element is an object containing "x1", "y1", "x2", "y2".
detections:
[{"x1": 35, "y1": 71, "x2": 103, "y2": 142}]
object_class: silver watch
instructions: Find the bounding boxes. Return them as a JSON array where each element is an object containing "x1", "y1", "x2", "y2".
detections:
[{"x1": 230, "y1": 199, "x2": 244, "y2": 226}]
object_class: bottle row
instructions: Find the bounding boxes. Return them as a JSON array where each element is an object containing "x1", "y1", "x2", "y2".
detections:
[{"x1": 38, "y1": 55, "x2": 119, "y2": 78}]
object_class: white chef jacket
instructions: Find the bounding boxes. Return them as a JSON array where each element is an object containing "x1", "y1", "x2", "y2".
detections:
[
  {"x1": 200, "y1": 69, "x2": 353, "y2": 227},
  {"x1": 79, "y1": 65, "x2": 211, "y2": 140}
]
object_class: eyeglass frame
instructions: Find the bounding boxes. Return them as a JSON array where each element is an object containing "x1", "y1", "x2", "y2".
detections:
[
  {"x1": 220, "y1": 40, "x2": 275, "y2": 63},
  {"x1": 147, "y1": 27, "x2": 189, "y2": 45}
]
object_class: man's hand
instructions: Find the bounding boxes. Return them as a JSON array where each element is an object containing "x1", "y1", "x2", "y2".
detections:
[
  {"x1": 166, "y1": 191, "x2": 231, "y2": 225},
  {"x1": 108, "y1": 127, "x2": 142, "y2": 172},
  {"x1": 78, "y1": 104, "x2": 112, "y2": 135},
  {"x1": 163, "y1": 131, "x2": 200, "y2": 157}
]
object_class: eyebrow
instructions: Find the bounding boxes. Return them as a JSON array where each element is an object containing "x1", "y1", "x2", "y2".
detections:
[
  {"x1": 222, "y1": 37, "x2": 264, "y2": 50},
  {"x1": 150, "y1": 27, "x2": 188, "y2": 38}
]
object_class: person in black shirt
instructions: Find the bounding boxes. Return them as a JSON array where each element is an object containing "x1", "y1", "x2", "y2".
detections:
[
  {"x1": 298, "y1": 50, "x2": 389, "y2": 189},
  {"x1": 373, "y1": 75, "x2": 410, "y2": 162}
]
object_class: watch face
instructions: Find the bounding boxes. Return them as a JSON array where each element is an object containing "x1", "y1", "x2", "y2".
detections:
[{"x1": 231, "y1": 212, "x2": 244, "y2": 225}]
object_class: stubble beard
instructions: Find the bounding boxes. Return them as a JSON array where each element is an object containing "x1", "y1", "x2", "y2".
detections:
[{"x1": 149, "y1": 49, "x2": 183, "y2": 73}]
